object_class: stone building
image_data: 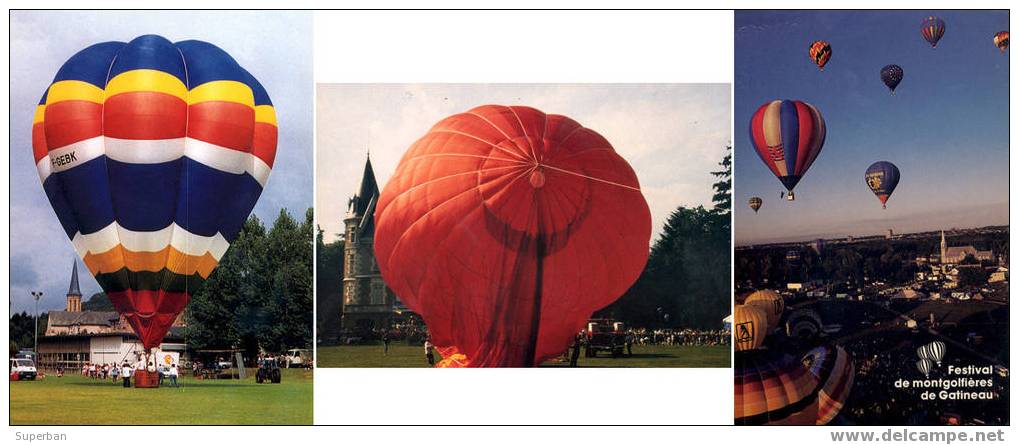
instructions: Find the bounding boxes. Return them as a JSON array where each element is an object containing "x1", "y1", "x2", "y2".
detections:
[
  {"x1": 339, "y1": 156, "x2": 408, "y2": 331},
  {"x1": 940, "y1": 230, "x2": 994, "y2": 264}
]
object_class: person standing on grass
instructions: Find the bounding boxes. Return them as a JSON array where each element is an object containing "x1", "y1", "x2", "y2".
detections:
[
  {"x1": 121, "y1": 362, "x2": 132, "y2": 388},
  {"x1": 168, "y1": 364, "x2": 179, "y2": 388},
  {"x1": 424, "y1": 339, "x2": 435, "y2": 366},
  {"x1": 382, "y1": 332, "x2": 391, "y2": 355},
  {"x1": 111, "y1": 364, "x2": 119, "y2": 382},
  {"x1": 569, "y1": 332, "x2": 583, "y2": 367}
]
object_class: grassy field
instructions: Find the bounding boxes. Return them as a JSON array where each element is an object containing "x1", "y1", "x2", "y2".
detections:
[
  {"x1": 9, "y1": 368, "x2": 313, "y2": 425},
  {"x1": 317, "y1": 343, "x2": 730, "y2": 368}
]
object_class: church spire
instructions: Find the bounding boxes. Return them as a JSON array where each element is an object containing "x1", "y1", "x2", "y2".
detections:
[
  {"x1": 940, "y1": 230, "x2": 947, "y2": 263},
  {"x1": 67, "y1": 260, "x2": 82, "y2": 297}
]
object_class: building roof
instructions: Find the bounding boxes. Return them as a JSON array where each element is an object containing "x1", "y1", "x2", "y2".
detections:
[
  {"x1": 348, "y1": 156, "x2": 379, "y2": 218},
  {"x1": 67, "y1": 260, "x2": 82, "y2": 297},
  {"x1": 47, "y1": 310, "x2": 119, "y2": 327}
]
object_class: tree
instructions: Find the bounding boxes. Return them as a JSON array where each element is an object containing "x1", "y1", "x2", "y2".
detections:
[
  {"x1": 710, "y1": 143, "x2": 732, "y2": 215},
  {"x1": 316, "y1": 226, "x2": 345, "y2": 341}
]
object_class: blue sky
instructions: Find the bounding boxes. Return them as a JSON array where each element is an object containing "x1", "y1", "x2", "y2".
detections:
[
  {"x1": 735, "y1": 11, "x2": 1009, "y2": 245},
  {"x1": 8, "y1": 11, "x2": 313, "y2": 313}
]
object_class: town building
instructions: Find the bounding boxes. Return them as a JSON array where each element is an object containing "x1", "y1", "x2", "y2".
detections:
[
  {"x1": 940, "y1": 230, "x2": 994, "y2": 264},
  {"x1": 35, "y1": 261, "x2": 185, "y2": 370}
]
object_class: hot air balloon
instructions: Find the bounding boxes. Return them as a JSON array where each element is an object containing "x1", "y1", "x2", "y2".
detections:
[
  {"x1": 735, "y1": 351, "x2": 821, "y2": 425},
  {"x1": 880, "y1": 65, "x2": 904, "y2": 94},
  {"x1": 865, "y1": 161, "x2": 900, "y2": 209},
  {"x1": 808, "y1": 40, "x2": 832, "y2": 70},
  {"x1": 925, "y1": 340, "x2": 946, "y2": 366},
  {"x1": 921, "y1": 16, "x2": 946, "y2": 48},
  {"x1": 374, "y1": 104, "x2": 651, "y2": 367},
  {"x1": 32, "y1": 35, "x2": 277, "y2": 375},
  {"x1": 916, "y1": 358, "x2": 933, "y2": 377},
  {"x1": 733, "y1": 304, "x2": 769, "y2": 352},
  {"x1": 745, "y1": 289, "x2": 784, "y2": 332},
  {"x1": 993, "y1": 31, "x2": 1009, "y2": 52},
  {"x1": 749, "y1": 100, "x2": 826, "y2": 201},
  {"x1": 748, "y1": 196, "x2": 763, "y2": 213},
  {"x1": 803, "y1": 345, "x2": 855, "y2": 425}
]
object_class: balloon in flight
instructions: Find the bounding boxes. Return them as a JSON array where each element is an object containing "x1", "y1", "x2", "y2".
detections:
[
  {"x1": 865, "y1": 161, "x2": 900, "y2": 209},
  {"x1": 748, "y1": 100, "x2": 826, "y2": 201}
]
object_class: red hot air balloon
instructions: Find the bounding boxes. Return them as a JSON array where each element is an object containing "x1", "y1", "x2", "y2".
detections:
[
  {"x1": 374, "y1": 105, "x2": 651, "y2": 367},
  {"x1": 748, "y1": 100, "x2": 826, "y2": 201}
]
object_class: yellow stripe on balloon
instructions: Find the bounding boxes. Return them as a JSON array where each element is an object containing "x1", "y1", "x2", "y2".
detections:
[
  {"x1": 105, "y1": 69, "x2": 188, "y2": 101},
  {"x1": 45, "y1": 80, "x2": 105, "y2": 105},
  {"x1": 33, "y1": 105, "x2": 46, "y2": 124},
  {"x1": 83, "y1": 244, "x2": 219, "y2": 278},
  {"x1": 188, "y1": 80, "x2": 255, "y2": 107},
  {"x1": 255, "y1": 105, "x2": 277, "y2": 126}
]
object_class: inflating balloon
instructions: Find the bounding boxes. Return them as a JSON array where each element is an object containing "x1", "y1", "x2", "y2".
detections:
[
  {"x1": 803, "y1": 345, "x2": 855, "y2": 425},
  {"x1": 865, "y1": 161, "x2": 900, "y2": 209},
  {"x1": 748, "y1": 196, "x2": 762, "y2": 213},
  {"x1": 33, "y1": 35, "x2": 277, "y2": 351},
  {"x1": 735, "y1": 351, "x2": 821, "y2": 425},
  {"x1": 921, "y1": 16, "x2": 946, "y2": 48},
  {"x1": 374, "y1": 104, "x2": 651, "y2": 367},
  {"x1": 749, "y1": 100, "x2": 826, "y2": 201},
  {"x1": 733, "y1": 304, "x2": 768, "y2": 352},
  {"x1": 808, "y1": 40, "x2": 832, "y2": 70},
  {"x1": 745, "y1": 289, "x2": 784, "y2": 332},
  {"x1": 880, "y1": 65, "x2": 904, "y2": 94},
  {"x1": 993, "y1": 31, "x2": 1009, "y2": 53}
]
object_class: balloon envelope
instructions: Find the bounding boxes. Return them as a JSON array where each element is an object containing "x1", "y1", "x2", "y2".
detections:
[
  {"x1": 994, "y1": 31, "x2": 1009, "y2": 52},
  {"x1": 865, "y1": 161, "x2": 900, "y2": 208},
  {"x1": 33, "y1": 35, "x2": 277, "y2": 349},
  {"x1": 803, "y1": 345, "x2": 855, "y2": 425},
  {"x1": 374, "y1": 104, "x2": 651, "y2": 367},
  {"x1": 749, "y1": 100, "x2": 826, "y2": 195},
  {"x1": 921, "y1": 16, "x2": 946, "y2": 48},
  {"x1": 733, "y1": 304, "x2": 769, "y2": 352},
  {"x1": 808, "y1": 40, "x2": 832, "y2": 70},
  {"x1": 880, "y1": 65, "x2": 904, "y2": 93},
  {"x1": 745, "y1": 289, "x2": 784, "y2": 331},
  {"x1": 736, "y1": 351, "x2": 821, "y2": 425},
  {"x1": 748, "y1": 196, "x2": 763, "y2": 213}
]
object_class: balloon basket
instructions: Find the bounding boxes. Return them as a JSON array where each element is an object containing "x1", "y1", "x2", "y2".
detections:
[{"x1": 133, "y1": 370, "x2": 159, "y2": 388}]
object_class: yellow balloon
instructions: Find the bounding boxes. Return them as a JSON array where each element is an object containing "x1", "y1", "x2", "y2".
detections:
[{"x1": 734, "y1": 304, "x2": 768, "y2": 352}]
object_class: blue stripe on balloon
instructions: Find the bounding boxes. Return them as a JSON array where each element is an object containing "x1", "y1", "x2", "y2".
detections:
[
  {"x1": 51, "y1": 41, "x2": 124, "y2": 88},
  {"x1": 779, "y1": 100, "x2": 800, "y2": 178},
  {"x1": 46, "y1": 156, "x2": 264, "y2": 239},
  {"x1": 107, "y1": 35, "x2": 186, "y2": 84}
]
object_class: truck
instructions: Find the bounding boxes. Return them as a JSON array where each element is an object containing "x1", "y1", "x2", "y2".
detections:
[{"x1": 584, "y1": 319, "x2": 628, "y2": 358}]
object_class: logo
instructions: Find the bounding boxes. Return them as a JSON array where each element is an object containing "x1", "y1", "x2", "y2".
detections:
[
  {"x1": 915, "y1": 340, "x2": 947, "y2": 376},
  {"x1": 163, "y1": 355, "x2": 173, "y2": 365},
  {"x1": 735, "y1": 321, "x2": 755, "y2": 344},
  {"x1": 866, "y1": 172, "x2": 884, "y2": 191}
]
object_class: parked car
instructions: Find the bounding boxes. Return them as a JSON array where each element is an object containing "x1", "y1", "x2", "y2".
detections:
[
  {"x1": 10, "y1": 358, "x2": 38, "y2": 381},
  {"x1": 285, "y1": 349, "x2": 313, "y2": 368}
]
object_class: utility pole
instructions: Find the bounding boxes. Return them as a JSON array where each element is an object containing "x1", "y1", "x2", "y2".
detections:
[{"x1": 31, "y1": 291, "x2": 43, "y2": 354}]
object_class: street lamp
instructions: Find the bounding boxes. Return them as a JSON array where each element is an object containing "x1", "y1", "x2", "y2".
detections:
[{"x1": 31, "y1": 291, "x2": 43, "y2": 354}]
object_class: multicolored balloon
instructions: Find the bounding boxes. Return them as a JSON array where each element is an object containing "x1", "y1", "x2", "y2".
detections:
[
  {"x1": 921, "y1": 16, "x2": 946, "y2": 48},
  {"x1": 748, "y1": 196, "x2": 763, "y2": 213},
  {"x1": 865, "y1": 161, "x2": 900, "y2": 209},
  {"x1": 374, "y1": 105, "x2": 651, "y2": 367},
  {"x1": 994, "y1": 31, "x2": 1009, "y2": 53},
  {"x1": 32, "y1": 35, "x2": 277, "y2": 350},
  {"x1": 748, "y1": 100, "x2": 826, "y2": 200},
  {"x1": 808, "y1": 40, "x2": 832, "y2": 70},
  {"x1": 736, "y1": 352, "x2": 821, "y2": 425},
  {"x1": 803, "y1": 345, "x2": 855, "y2": 425},
  {"x1": 880, "y1": 65, "x2": 904, "y2": 94}
]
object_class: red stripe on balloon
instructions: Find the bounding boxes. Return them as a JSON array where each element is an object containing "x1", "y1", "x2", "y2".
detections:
[
  {"x1": 187, "y1": 101, "x2": 256, "y2": 152},
  {"x1": 107, "y1": 289, "x2": 190, "y2": 350},
  {"x1": 750, "y1": 104, "x2": 780, "y2": 177},
  {"x1": 32, "y1": 122, "x2": 49, "y2": 163},
  {"x1": 793, "y1": 101, "x2": 814, "y2": 177},
  {"x1": 252, "y1": 122, "x2": 278, "y2": 167},
  {"x1": 104, "y1": 91, "x2": 187, "y2": 140},
  {"x1": 43, "y1": 100, "x2": 103, "y2": 150}
]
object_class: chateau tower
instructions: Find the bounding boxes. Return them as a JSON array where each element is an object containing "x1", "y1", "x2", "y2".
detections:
[
  {"x1": 340, "y1": 155, "x2": 399, "y2": 330},
  {"x1": 66, "y1": 260, "x2": 82, "y2": 312}
]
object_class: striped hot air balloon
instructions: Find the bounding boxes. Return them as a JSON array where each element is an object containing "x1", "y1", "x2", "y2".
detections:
[
  {"x1": 748, "y1": 100, "x2": 826, "y2": 201},
  {"x1": 748, "y1": 196, "x2": 763, "y2": 213},
  {"x1": 921, "y1": 16, "x2": 946, "y2": 48},
  {"x1": 916, "y1": 358, "x2": 933, "y2": 377},
  {"x1": 32, "y1": 35, "x2": 277, "y2": 351},
  {"x1": 735, "y1": 351, "x2": 822, "y2": 425},
  {"x1": 803, "y1": 346, "x2": 855, "y2": 425}
]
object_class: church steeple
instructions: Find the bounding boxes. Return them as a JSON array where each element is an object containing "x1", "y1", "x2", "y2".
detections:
[
  {"x1": 66, "y1": 260, "x2": 82, "y2": 312},
  {"x1": 940, "y1": 230, "x2": 947, "y2": 264}
]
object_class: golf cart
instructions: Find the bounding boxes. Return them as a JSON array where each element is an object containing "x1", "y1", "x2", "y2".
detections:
[{"x1": 256, "y1": 358, "x2": 282, "y2": 384}]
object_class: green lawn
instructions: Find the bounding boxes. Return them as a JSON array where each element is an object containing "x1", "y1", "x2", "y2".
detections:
[
  {"x1": 9, "y1": 368, "x2": 313, "y2": 425},
  {"x1": 317, "y1": 343, "x2": 730, "y2": 368}
]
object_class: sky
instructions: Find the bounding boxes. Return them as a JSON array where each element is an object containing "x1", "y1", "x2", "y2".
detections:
[
  {"x1": 734, "y1": 11, "x2": 1009, "y2": 245},
  {"x1": 8, "y1": 11, "x2": 313, "y2": 313},
  {"x1": 316, "y1": 84, "x2": 731, "y2": 245}
]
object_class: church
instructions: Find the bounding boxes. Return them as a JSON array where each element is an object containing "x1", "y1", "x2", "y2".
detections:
[
  {"x1": 339, "y1": 156, "x2": 412, "y2": 331},
  {"x1": 36, "y1": 261, "x2": 185, "y2": 370},
  {"x1": 940, "y1": 230, "x2": 994, "y2": 265}
]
